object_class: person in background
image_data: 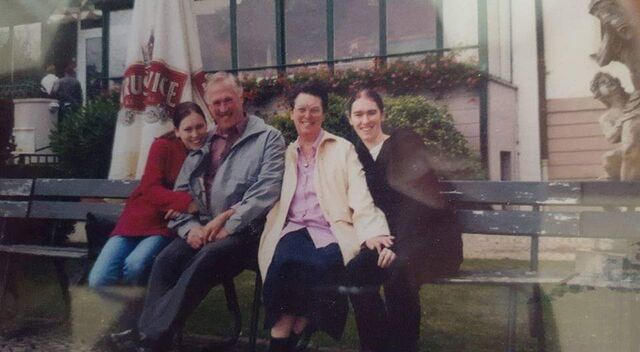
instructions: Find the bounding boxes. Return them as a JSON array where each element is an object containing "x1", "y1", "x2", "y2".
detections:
[
  {"x1": 345, "y1": 88, "x2": 463, "y2": 352},
  {"x1": 51, "y1": 60, "x2": 83, "y2": 121},
  {"x1": 40, "y1": 64, "x2": 58, "y2": 96},
  {"x1": 258, "y1": 83, "x2": 395, "y2": 352},
  {"x1": 88, "y1": 101, "x2": 205, "y2": 288}
]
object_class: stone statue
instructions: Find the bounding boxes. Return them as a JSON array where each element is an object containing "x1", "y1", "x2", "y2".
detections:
[
  {"x1": 589, "y1": 0, "x2": 640, "y2": 90},
  {"x1": 590, "y1": 0, "x2": 640, "y2": 180},
  {"x1": 591, "y1": 73, "x2": 629, "y2": 180}
]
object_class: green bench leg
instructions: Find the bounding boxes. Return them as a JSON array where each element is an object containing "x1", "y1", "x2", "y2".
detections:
[
  {"x1": 0, "y1": 254, "x2": 10, "y2": 318},
  {"x1": 53, "y1": 258, "x2": 71, "y2": 319},
  {"x1": 248, "y1": 272, "x2": 262, "y2": 352},
  {"x1": 506, "y1": 286, "x2": 517, "y2": 352},
  {"x1": 529, "y1": 284, "x2": 546, "y2": 352}
]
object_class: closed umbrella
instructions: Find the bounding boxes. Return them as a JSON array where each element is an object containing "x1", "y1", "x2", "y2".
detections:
[{"x1": 109, "y1": 0, "x2": 207, "y2": 179}]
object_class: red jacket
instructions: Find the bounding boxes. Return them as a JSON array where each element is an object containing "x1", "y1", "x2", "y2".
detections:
[{"x1": 111, "y1": 137, "x2": 192, "y2": 237}]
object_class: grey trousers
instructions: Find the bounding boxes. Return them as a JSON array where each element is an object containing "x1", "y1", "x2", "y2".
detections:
[{"x1": 137, "y1": 232, "x2": 257, "y2": 342}]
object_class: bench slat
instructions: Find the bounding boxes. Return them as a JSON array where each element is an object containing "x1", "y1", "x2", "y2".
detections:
[
  {"x1": 581, "y1": 211, "x2": 640, "y2": 238},
  {"x1": 581, "y1": 182, "x2": 640, "y2": 206},
  {"x1": 457, "y1": 209, "x2": 580, "y2": 236},
  {"x1": 30, "y1": 201, "x2": 125, "y2": 220},
  {"x1": 33, "y1": 179, "x2": 139, "y2": 198},
  {"x1": 436, "y1": 271, "x2": 569, "y2": 285},
  {"x1": 0, "y1": 200, "x2": 29, "y2": 218},
  {"x1": 446, "y1": 181, "x2": 581, "y2": 205},
  {"x1": 0, "y1": 244, "x2": 87, "y2": 259},
  {"x1": 0, "y1": 179, "x2": 33, "y2": 196}
]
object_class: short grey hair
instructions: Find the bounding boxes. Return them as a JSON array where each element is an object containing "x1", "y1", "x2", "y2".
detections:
[{"x1": 204, "y1": 71, "x2": 243, "y2": 104}]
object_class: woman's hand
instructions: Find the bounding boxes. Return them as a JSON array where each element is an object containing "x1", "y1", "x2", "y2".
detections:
[
  {"x1": 186, "y1": 226, "x2": 207, "y2": 249},
  {"x1": 187, "y1": 201, "x2": 199, "y2": 214},
  {"x1": 364, "y1": 235, "x2": 395, "y2": 253},
  {"x1": 164, "y1": 209, "x2": 181, "y2": 220},
  {"x1": 377, "y1": 247, "x2": 397, "y2": 268}
]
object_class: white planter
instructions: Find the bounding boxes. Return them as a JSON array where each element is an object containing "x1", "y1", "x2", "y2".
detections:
[{"x1": 12, "y1": 98, "x2": 58, "y2": 154}]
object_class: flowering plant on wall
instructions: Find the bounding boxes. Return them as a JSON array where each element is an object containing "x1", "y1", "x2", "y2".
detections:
[{"x1": 240, "y1": 53, "x2": 484, "y2": 107}]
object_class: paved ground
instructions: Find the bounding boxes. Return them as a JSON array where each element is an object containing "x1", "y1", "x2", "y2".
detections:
[{"x1": 0, "y1": 323, "x2": 350, "y2": 352}]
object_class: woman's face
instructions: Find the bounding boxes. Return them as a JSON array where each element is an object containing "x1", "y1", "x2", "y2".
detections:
[
  {"x1": 291, "y1": 93, "x2": 324, "y2": 140},
  {"x1": 175, "y1": 112, "x2": 207, "y2": 150},
  {"x1": 349, "y1": 97, "x2": 384, "y2": 145}
]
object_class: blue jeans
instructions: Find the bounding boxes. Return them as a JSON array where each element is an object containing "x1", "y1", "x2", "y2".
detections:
[{"x1": 88, "y1": 235, "x2": 172, "y2": 288}]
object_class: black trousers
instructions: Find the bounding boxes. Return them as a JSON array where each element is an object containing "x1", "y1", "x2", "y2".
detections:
[
  {"x1": 346, "y1": 249, "x2": 421, "y2": 352},
  {"x1": 137, "y1": 231, "x2": 258, "y2": 342}
]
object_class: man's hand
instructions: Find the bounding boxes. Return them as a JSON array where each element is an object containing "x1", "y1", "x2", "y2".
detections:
[
  {"x1": 204, "y1": 209, "x2": 236, "y2": 242},
  {"x1": 186, "y1": 226, "x2": 207, "y2": 249},
  {"x1": 364, "y1": 235, "x2": 394, "y2": 253},
  {"x1": 377, "y1": 247, "x2": 397, "y2": 268},
  {"x1": 213, "y1": 228, "x2": 230, "y2": 241}
]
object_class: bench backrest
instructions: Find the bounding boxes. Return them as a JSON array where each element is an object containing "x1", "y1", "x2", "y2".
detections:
[
  {"x1": 446, "y1": 181, "x2": 640, "y2": 271},
  {"x1": 29, "y1": 179, "x2": 139, "y2": 221}
]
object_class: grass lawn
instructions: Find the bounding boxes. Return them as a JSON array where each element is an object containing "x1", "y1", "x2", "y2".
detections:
[{"x1": 3, "y1": 257, "x2": 640, "y2": 351}]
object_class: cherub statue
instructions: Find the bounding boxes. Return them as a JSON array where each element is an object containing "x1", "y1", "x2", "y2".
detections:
[
  {"x1": 591, "y1": 72, "x2": 640, "y2": 180},
  {"x1": 591, "y1": 73, "x2": 629, "y2": 179}
]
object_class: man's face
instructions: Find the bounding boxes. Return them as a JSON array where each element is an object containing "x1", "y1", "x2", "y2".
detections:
[{"x1": 206, "y1": 83, "x2": 244, "y2": 131}]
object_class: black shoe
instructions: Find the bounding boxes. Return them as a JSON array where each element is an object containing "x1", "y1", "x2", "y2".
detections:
[{"x1": 110, "y1": 329, "x2": 141, "y2": 352}]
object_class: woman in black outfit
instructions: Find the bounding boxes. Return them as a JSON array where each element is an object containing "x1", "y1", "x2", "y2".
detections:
[{"x1": 345, "y1": 89, "x2": 463, "y2": 352}]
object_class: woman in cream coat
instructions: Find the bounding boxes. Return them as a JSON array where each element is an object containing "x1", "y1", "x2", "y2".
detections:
[{"x1": 258, "y1": 83, "x2": 395, "y2": 352}]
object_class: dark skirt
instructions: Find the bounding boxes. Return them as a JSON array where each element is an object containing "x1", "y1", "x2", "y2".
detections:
[{"x1": 262, "y1": 228, "x2": 347, "y2": 340}]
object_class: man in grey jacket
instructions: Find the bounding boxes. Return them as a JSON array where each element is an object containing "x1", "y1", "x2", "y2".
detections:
[{"x1": 111, "y1": 72, "x2": 285, "y2": 352}]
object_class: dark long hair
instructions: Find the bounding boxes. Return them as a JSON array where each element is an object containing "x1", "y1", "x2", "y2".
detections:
[
  {"x1": 172, "y1": 101, "x2": 206, "y2": 128},
  {"x1": 160, "y1": 102, "x2": 206, "y2": 139},
  {"x1": 347, "y1": 88, "x2": 384, "y2": 115}
]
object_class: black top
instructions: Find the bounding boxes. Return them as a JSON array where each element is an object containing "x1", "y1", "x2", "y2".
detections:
[
  {"x1": 51, "y1": 75, "x2": 83, "y2": 110},
  {"x1": 355, "y1": 129, "x2": 462, "y2": 282}
]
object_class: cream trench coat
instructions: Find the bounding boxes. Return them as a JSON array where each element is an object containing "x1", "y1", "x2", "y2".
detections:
[{"x1": 258, "y1": 130, "x2": 390, "y2": 280}]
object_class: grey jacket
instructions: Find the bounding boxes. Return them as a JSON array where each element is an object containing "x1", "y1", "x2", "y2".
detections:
[{"x1": 169, "y1": 115, "x2": 286, "y2": 238}]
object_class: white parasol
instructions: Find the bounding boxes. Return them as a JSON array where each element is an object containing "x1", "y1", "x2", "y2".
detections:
[{"x1": 108, "y1": 0, "x2": 208, "y2": 179}]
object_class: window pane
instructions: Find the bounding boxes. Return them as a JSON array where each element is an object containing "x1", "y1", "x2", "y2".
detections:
[
  {"x1": 387, "y1": 0, "x2": 437, "y2": 54},
  {"x1": 334, "y1": 0, "x2": 379, "y2": 59},
  {"x1": 0, "y1": 27, "x2": 10, "y2": 78},
  {"x1": 13, "y1": 22, "x2": 41, "y2": 71},
  {"x1": 442, "y1": 0, "x2": 478, "y2": 62},
  {"x1": 196, "y1": 0, "x2": 231, "y2": 71},
  {"x1": 285, "y1": 0, "x2": 326, "y2": 64},
  {"x1": 109, "y1": 9, "x2": 132, "y2": 78},
  {"x1": 85, "y1": 36, "x2": 103, "y2": 100},
  {"x1": 237, "y1": 0, "x2": 276, "y2": 69}
]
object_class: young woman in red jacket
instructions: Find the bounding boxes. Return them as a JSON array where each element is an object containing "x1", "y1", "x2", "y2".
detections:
[{"x1": 88, "y1": 102, "x2": 207, "y2": 287}]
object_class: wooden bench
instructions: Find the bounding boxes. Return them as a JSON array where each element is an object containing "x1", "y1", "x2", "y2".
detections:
[
  {"x1": 4, "y1": 178, "x2": 640, "y2": 352},
  {"x1": 441, "y1": 181, "x2": 640, "y2": 352},
  {"x1": 0, "y1": 178, "x2": 260, "y2": 351}
]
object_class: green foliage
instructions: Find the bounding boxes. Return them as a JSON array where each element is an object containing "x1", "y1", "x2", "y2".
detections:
[
  {"x1": 268, "y1": 94, "x2": 483, "y2": 179},
  {"x1": 383, "y1": 96, "x2": 483, "y2": 179},
  {"x1": 50, "y1": 95, "x2": 118, "y2": 178}
]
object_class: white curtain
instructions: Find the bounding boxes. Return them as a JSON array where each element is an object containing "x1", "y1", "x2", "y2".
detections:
[{"x1": 108, "y1": 0, "x2": 209, "y2": 179}]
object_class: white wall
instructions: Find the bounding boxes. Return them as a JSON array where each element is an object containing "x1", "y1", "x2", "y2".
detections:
[
  {"x1": 511, "y1": 0, "x2": 541, "y2": 181},
  {"x1": 543, "y1": 0, "x2": 634, "y2": 99}
]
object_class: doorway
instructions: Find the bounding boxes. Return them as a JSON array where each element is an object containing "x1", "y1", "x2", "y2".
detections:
[{"x1": 77, "y1": 28, "x2": 102, "y2": 103}]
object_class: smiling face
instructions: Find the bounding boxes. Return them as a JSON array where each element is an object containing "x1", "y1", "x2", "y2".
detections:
[
  {"x1": 348, "y1": 96, "x2": 385, "y2": 146},
  {"x1": 206, "y1": 82, "x2": 244, "y2": 131},
  {"x1": 175, "y1": 112, "x2": 207, "y2": 150},
  {"x1": 291, "y1": 93, "x2": 325, "y2": 141}
]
